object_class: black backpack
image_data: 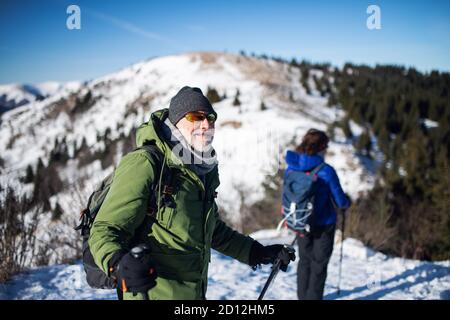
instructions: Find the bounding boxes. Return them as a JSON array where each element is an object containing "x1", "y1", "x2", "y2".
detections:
[
  {"x1": 74, "y1": 143, "x2": 176, "y2": 289},
  {"x1": 280, "y1": 163, "x2": 325, "y2": 233}
]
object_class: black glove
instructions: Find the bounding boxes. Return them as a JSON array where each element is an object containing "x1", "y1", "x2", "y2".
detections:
[
  {"x1": 249, "y1": 241, "x2": 296, "y2": 272},
  {"x1": 109, "y1": 245, "x2": 157, "y2": 294}
]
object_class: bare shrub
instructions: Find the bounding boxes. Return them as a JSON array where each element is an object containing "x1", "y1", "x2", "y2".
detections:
[
  {"x1": 237, "y1": 169, "x2": 284, "y2": 235},
  {"x1": 51, "y1": 183, "x2": 89, "y2": 263},
  {"x1": 0, "y1": 186, "x2": 40, "y2": 283},
  {"x1": 219, "y1": 121, "x2": 242, "y2": 129},
  {"x1": 346, "y1": 190, "x2": 396, "y2": 253}
]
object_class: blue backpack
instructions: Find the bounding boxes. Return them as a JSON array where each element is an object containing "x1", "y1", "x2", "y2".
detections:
[{"x1": 280, "y1": 163, "x2": 325, "y2": 233}]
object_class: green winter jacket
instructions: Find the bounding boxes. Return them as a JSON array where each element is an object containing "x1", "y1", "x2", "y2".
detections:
[{"x1": 88, "y1": 108, "x2": 255, "y2": 300}]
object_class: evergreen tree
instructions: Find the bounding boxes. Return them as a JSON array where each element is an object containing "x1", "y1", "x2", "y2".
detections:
[
  {"x1": 51, "y1": 201, "x2": 64, "y2": 221},
  {"x1": 329, "y1": 61, "x2": 450, "y2": 259},
  {"x1": 327, "y1": 91, "x2": 338, "y2": 107},
  {"x1": 355, "y1": 129, "x2": 372, "y2": 158},
  {"x1": 290, "y1": 58, "x2": 298, "y2": 67},
  {"x1": 23, "y1": 165, "x2": 34, "y2": 184},
  {"x1": 327, "y1": 122, "x2": 337, "y2": 141},
  {"x1": 233, "y1": 89, "x2": 241, "y2": 107},
  {"x1": 260, "y1": 101, "x2": 267, "y2": 111},
  {"x1": 341, "y1": 117, "x2": 353, "y2": 139},
  {"x1": 206, "y1": 86, "x2": 222, "y2": 104},
  {"x1": 300, "y1": 67, "x2": 311, "y2": 94}
]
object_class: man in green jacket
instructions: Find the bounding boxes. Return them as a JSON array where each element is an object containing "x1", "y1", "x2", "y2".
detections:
[{"x1": 89, "y1": 86, "x2": 295, "y2": 300}]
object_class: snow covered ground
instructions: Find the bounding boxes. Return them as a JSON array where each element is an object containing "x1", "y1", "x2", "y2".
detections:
[
  {"x1": 0, "y1": 52, "x2": 376, "y2": 265},
  {"x1": 1, "y1": 52, "x2": 447, "y2": 300},
  {"x1": 1, "y1": 230, "x2": 448, "y2": 300}
]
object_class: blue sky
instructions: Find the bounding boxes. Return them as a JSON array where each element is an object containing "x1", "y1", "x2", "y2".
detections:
[{"x1": 1, "y1": 0, "x2": 449, "y2": 84}]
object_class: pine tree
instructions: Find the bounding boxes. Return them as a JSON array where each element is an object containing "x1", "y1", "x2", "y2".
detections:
[
  {"x1": 260, "y1": 101, "x2": 267, "y2": 111},
  {"x1": 341, "y1": 117, "x2": 353, "y2": 139},
  {"x1": 330, "y1": 61, "x2": 450, "y2": 259},
  {"x1": 300, "y1": 68, "x2": 311, "y2": 94},
  {"x1": 206, "y1": 86, "x2": 221, "y2": 104},
  {"x1": 23, "y1": 165, "x2": 34, "y2": 184},
  {"x1": 327, "y1": 92, "x2": 338, "y2": 107},
  {"x1": 355, "y1": 129, "x2": 372, "y2": 158},
  {"x1": 290, "y1": 58, "x2": 298, "y2": 67},
  {"x1": 327, "y1": 122, "x2": 337, "y2": 141},
  {"x1": 51, "y1": 201, "x2": 64, "y2": 221},
  {"x1": 233, "y1": 89, "x2": 241, "y2": 107}
]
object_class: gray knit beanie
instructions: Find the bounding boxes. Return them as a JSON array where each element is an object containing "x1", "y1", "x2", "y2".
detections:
[{"x1": 168, "y1": 86, "x2": 217, "y2": 125}]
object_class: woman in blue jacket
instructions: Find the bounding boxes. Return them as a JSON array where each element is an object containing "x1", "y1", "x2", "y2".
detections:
[{"x1": 285, "y1": 128, "x2": 350, "y2": 300}]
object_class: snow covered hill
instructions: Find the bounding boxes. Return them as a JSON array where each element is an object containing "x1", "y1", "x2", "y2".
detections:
[
  {"x1": 1, "y1": 52, "x2": 447, "y2": 300},
  {"x1": 0, "y1": 82, "x2": 80, "y2": 114},
  {"x1": 1, "y1": 230, "x2": 449, "y2": 300},
  {"x1": 1, "y1": 51, "x2": 377, "y2": 278}
]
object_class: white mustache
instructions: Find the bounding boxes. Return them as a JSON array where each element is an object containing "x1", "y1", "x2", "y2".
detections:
[{"x1": 192, "y1": 130, "x2": 214, "y2": 138}]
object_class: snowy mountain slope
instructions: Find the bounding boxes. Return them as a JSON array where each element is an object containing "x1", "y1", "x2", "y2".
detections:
[
  {"x1": 0, "y1": 82, "x2": 79, "y2": 114},
  {"x1": 1, "y1": 231, "x2": 448, "y2": 300},
  {"x1": 0, "y1": 51, "x2": 375, "y2": 265},
  {"x1": 0, "y1": 84, "x2": 44, "y2": 111}
]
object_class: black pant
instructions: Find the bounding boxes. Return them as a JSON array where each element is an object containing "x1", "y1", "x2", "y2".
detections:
[{"x1": 297, "y1": 224, "x2": 335, "y2": 300}]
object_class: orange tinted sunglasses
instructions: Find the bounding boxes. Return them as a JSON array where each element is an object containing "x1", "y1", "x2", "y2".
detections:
[{"x1": 185, "y1": 111, "x2": 216, "y2": 123}]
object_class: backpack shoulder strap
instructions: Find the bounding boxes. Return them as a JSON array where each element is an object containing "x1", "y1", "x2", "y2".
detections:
[
  {"x1": 136, "y1": 143, "x2": 164, "y2": 170},
  {"x1": 311, "y1": 162, "x2": 326, "y2": 175},
  {"x1": 135, "y1": 142, "x2": 178, "y2": 215},
  {"x1": 129, "y1": 142, "x2": 177, "y2": 244}
]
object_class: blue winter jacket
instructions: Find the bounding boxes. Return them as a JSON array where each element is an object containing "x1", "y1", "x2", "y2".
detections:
[{"x1": 285, "y1": 150, "x2": 350, "y2": 226}]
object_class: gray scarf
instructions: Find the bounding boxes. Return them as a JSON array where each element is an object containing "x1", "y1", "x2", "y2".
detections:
[{"x1": 161, "y1": 118, "x2": 218, "y2": 177}]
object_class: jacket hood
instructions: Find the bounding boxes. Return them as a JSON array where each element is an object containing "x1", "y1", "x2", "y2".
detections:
[
  {"x1": 136, "y1": 108, "x2": 168, "y2": 149},
  {"x1": 135, "y1": 108, "x2": 186, "y2": 168},
  {"x1": 285, "y1": 150, "x2": 324, "y2": 171}
]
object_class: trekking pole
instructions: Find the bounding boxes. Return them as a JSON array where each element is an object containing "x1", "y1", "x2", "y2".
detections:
[
  {"x1": 337, "y1": 209, "x2": 346, "y2": 296},
  {"x1": 258, "y1": 237, "x2": 297, "y2": 300},
  {"x1": 130, "y1": 245, "x2": 150, "y2": 300}
]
